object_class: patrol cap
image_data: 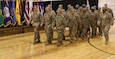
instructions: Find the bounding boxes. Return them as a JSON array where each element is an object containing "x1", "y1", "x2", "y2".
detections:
[
  {"x1": 47, "y1": 4, "x2": 52, "y2": 8},
  {"x1": 75, "y1": 4, "x2": 79, "y2": 8},
  {"x1": 82, "y1": 4, "x2": 86, "y2": 8},
  {"x1": 59, "y1": 4, "x2": 63, "y2": 7},
  {"x1": 57, "y1": 8, "x2": 62, "y2": 12},
  {"x1": 33, "y1": 5, "x2": 38, "y2": 11},
  {"x1": 102, "y1": 7, "x2": 106, "y2": 10},
  {"x1": 67, "y1": 4, "x2": 71, "y2": 8},
  {"x1": 45, "y1": 6, "x2": 50, "y2": 10}
]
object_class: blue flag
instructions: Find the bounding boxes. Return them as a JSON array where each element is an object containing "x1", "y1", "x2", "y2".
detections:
[
  {"x1": 3, "y1": 0, "x2": 12, "y2": 27},
  {"x1": 40, "y1": 2, "x2": 44, "y2": 16},
  {"x1": 21, "y1": 1, "x2": 25, "y2": 25},
  {"x1": 9, "y1": 0, "x2": 16, "y2": 26}
]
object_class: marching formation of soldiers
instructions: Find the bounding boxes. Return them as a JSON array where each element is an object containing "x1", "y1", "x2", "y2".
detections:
[{"x1": 30, "y1": 4, "x2": 114, "y2": 46}]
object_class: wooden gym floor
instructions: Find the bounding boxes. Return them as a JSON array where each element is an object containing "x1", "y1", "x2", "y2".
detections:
[{"x1": 0, "y1": 23, "x2": 115, "y2": 59}]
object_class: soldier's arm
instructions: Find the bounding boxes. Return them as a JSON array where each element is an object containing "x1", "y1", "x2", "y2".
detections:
[
  {"x1": 40, "y1": 14, "x2": 44, "y2": 27},
  {"x1": 62, "y1": 15, "x2": 67, "y2": 27},
  {"x1": 76, "y1": 15, "x2": 81, "y2": 25},
  {"x1": 29, "y1": 14, "x2": 33, "y2": 24},
  {"x1": 38, "y1": 13, "x2": 42, "y2": 24},
  {"x1": 51, "y1": 14, "x2": 56, "y2": 27},
  {"x1": 109, "y1": 13, "x2": 114, "y2": 25},
  {"x1": 110, "y1": 9, "x2": 114, "y2": 18}
]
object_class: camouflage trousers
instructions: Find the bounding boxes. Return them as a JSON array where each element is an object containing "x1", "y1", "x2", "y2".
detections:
[
  {"x1": 34, "y1": 25, "x2": 40, "y2": 42},
  {"x1": 57, "y1": 29, "x2": 65, "y2": 43},
  {"x1": 102, "y1": 24, "x2": 110, "y2": 42},
  {"x1": 45, "y1": 27, "x2": 53, "y2": 43},
  {"x1": 69, "y1": 26, "x2": 78, "y2": 40},
  {"x1": 81, "y1": 24, "x2": 89, "y2": 38},
  {"x1": 98, "y1": 25, "x2": 103, "y2": 36},
  {"x1": 91, "y1": 24, "x2": 97, "y2": 36}
]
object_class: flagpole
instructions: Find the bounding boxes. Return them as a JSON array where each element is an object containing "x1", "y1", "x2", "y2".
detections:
[{"x1": 50, "y1": 0, "x2": 52, "y2": 10}]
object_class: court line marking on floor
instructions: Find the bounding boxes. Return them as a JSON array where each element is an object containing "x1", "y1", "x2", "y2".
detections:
[
  {"x1": 88, "y1": 37, "x2": 115, "y2": 55},
  {"x1": 107, "y1": 55, "x2": 115, "y2": 59}
]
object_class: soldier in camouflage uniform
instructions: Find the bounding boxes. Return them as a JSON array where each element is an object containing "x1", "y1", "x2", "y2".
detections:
[
  {"x1": 66, "y1": 4, "x2": 72, "y2": 16},
  {"x1": 75, "y1": 4, "x2": 79, "y2": 14},
  {"x1": 86, "y1": 6, "x2": 91, "y2": 36},
  {"x1": 47, "y1": 4, "x2": 56, "y2": 17},
  {"x1": 104, "y1": 4, "x2": 114, "y2": 18},
  {"x1": 66, "y1": 5, "x2": 74, "y2": 36},
  {"x1": 69, "y1": 9, "x2": 81, "y2": 42},
  {"x1": 89, "y1": 6, "x2": 98, "y2": 37},
  {"x1": 55, "y1": 8, "x2": 67, "y2": 46},
  {"x1": 97, "y1": 7, "x2": 103, "y2": 36},
  {"x1": 58, "y1": 4, "x2": 68, "y2": 25},
  {"x1": 30, "y1": 6, "x2": 43, "y2": 44},
  {"x1": 82, "y1": 4, "x2": 86, "y2": 8},
  {"x1": 44, "y1": 7, "x2": 55, "y2": 45},
  {"x1": 58, "y1": 4, "x2": 68, "y2": 40},
  {"x1": 100, "y1": 7, "x2": 113, "y2": 45},
  {"x1": 80, "y1": 8, "x2": 90, "y2": 39},
  {"x1": 77, "y1": 7, "x2": 83, "y2": 37},
  {"x1": 58, "y1": 4, "x2": 65, "y2": 12}
]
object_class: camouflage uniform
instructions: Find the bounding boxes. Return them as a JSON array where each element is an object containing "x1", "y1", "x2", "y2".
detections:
[
  {"x1": 104, "y1": 4, "x2": 114, "y2": 18},
  {"x1": 80, "y1": 8, "x2": 90, "y2": 39},
  {"x1": 75, "y1": 4, "x2": 79, "y2": 14},
  {"x1": 31, "y1": 9, "x2": 42, "y2": 44},
  {"x1": 44, "y1": 7, "x2": 55, "y2": 44},
  {"x1": 77, "y1": 7, "x2": 83, "y2": 37},
  {"x1": 55, "y1": 9, "x2": 67, "y2": 46},
  {"x1": 86, "y1": 6, "x2": 91, "y2": 36},
  {"x1": 106, "y1": 8, "x2": 114, "y2": 18},
  {"x1": 90, "y1": 7, "x2": 98, "y2": 37},
  {"x1": 69, "y1": 10, "x2": 81, "y2": 42},
  {"x1": 58, "y1": 4, "x2": 68, "y2": 26},
  {"x1": 58, "y1": 4, "x2": 68, "y2": 40},
  {"x1": 100, "y1": 7, "x2": 113, "y2": 44},
  {"x1": 47, "y1": 4, "x2": 56, "y2": 17},
  {"x1": 97, "y1": 8, "x2": 103, "y2": 36}
]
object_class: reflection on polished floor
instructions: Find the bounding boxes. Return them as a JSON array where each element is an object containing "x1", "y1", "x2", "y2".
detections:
[{"x1": 0, "y1": 23, "x2": 115, "y2": 59}]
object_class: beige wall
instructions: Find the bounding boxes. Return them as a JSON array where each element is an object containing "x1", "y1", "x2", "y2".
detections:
[{"x1": 99, "y1": 0, "x2": 115, "y2": 17}]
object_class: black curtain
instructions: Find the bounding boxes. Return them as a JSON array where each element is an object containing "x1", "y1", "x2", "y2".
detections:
[
  {"x1": 52, "y1": 0, "x2": 87, "y2": 11},
  {"x1": 33, "y1": 0, "x2": 98, "y2": 11},
  {"x1": 88, "y1": 0, "x2": 98, "y2": 9}
]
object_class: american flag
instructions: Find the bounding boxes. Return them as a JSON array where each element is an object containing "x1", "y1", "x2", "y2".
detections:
[
  {"x1": 24, "y1": 1, "x2": 30, "y2": 25},
  {"x1": 37, "y1": 2, "x2": 44, "y2": 16}
]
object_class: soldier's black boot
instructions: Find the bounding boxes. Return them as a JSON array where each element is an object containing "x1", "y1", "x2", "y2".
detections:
[
  {"x1": 33, "y1": 39, "x2": 37, "y2": 44},
  {"x1": 63, "y1": 37, "x2": 65, "y2": 40},
  {"x1": 45, "y1": 40, "x2": 52, "y2": 45},
  {"x1": 57, "y1": 41, "x2": 62, "y2": 47},
  {"x1": 69, "y1": 38, "x2": 73, "y2": 43},
  {"x1": 36, "y1": 39, "x2": 41, "y2": 43},
  {"x1": 33, "y1": 39, "x2": 41, "y2": 44},
  {"x1": 105, "y1": 41, "x2": 108, "y2": 45}
]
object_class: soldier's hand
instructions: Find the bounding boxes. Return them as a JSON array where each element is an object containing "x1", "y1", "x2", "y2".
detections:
[
  {"x1": 52, "y1": 26, "x2": 54, "y2": 29},
  {"x1": 40, "y1": 24, "x2": 43, "y2": 27}
]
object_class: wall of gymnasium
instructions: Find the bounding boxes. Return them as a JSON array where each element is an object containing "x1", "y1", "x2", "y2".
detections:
[{"x1": 99, "y1": 0, "x2": 115, "y2": 17}]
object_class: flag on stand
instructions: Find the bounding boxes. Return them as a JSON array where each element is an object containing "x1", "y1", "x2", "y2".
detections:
[
  {"x1": 4, "y1": 0, "x2": 12, "y2": 27},
  {"x1": 40, "y1": 2, "x2": 44, "y2": 16},
  {"x1": 24, "y1": 1, "x2": 30, "y2": 25},
  {"x1": 9, "y1": 0, "x2": 16, "y2": 26},
  {"x1": 0, "y1": 1, "x2": 4, "y2": 27},
  {"x1": 20, "y1": 1, "x2": 25, "y2": 25},
  {"x1": 16, "y1": 0, "x2": 21, "y2": 26},
  {"x1": 37, "y1": 2, "x2": 44, "y2": 15}
]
